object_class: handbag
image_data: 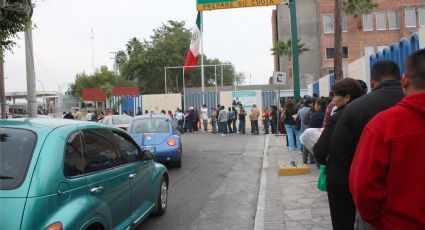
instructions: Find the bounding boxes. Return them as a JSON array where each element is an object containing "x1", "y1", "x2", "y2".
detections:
[{"x1": 317, "y1": 164, "x2": 327, "y2": 192}]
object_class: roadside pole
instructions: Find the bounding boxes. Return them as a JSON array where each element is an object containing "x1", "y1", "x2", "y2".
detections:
[
  {"x1": 289, "y1": 0, "x2": 301, "y2": 101},
  {"x1": 215, "y1": 66, "x2": 218, "y2": 105},
  {"x1": 200, "y1": 11, "x2": 206, "y2": 104},
  {"x1": 164, "y1": 68, "x2": 167, "y2": 94},
  {"x1": 25, "y1": 20, "x2": 37, "y2": 117},
  {"x1": 0, "y1": 50, "x2": 6, "y2": 119}
]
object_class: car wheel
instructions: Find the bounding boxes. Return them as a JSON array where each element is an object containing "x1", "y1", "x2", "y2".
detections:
[{"x1": 153, "y1": 177, "x2": 167, "y2": 216}]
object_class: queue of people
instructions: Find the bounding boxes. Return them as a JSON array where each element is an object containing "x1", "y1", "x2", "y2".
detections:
[{"x1": 308, "y1": 49, "x2": 425, "y2": 230}]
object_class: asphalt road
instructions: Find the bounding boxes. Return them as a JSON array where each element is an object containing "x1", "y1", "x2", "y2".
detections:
[{"x1": 138, "y1": 132, "x2": 265, "y2": 230}]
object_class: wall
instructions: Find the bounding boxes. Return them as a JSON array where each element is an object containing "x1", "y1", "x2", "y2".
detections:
[
  {"x1": 309, "y1": 32, "x2": 421, "y2": 96},
  {"x1": 319, "y1": 0, "x2": 425, "y2": 76},
  {"x1": 142, "y1": 94, "x2": 181, "y2": 114}
]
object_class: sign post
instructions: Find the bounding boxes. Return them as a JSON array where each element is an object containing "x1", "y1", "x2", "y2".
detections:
[{"x1": 197, "y1": 0, "x2": 281, "y2": 11}]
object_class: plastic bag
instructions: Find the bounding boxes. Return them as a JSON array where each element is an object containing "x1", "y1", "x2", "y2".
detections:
[
  {"x1": 318, "y1": 164, "x2": 327, "y2": 192},
  {"x1": 300, "y1": 128, "x2": 324, "y2": 153}
]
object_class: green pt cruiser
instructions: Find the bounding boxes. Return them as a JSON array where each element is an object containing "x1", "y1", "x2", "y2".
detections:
[{"x1": 0, "y1": 118, "x2": 168, "y2": 230}]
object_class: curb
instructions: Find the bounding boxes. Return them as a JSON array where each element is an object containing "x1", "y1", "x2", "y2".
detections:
[{"x1": 253, "y1": 135, "x2": 269, "y2": 230}]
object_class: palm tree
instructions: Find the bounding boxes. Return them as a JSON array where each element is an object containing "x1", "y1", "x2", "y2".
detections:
[
  {"x1": 334, "y1": 0, "x2": 377, "y2": 81},
  {"x1": 271, "y1": 38, "x2": 309, "y2": 87}
]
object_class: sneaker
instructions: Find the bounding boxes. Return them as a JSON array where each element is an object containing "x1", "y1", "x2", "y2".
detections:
[{"x1": 221, "y1": 134, "x2": 226, "y2": 137}]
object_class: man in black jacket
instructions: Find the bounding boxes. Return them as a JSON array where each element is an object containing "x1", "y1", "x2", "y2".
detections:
[{"x1": 325, "y1": 60, "x2": 404, "y2": 230}]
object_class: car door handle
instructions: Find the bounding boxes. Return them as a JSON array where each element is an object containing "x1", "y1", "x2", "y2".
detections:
[
  {"x1": 128, "y1": 173, "x2": 136, "y2": 179},
  {"x1": 90, "y1": 186, "x2": 104, "y2": 194}
]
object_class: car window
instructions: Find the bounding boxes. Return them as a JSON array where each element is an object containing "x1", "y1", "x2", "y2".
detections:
[
  {"x1": 82, "y1": 129, "x2": 121, "y2": 173},
  {"x1": 64, "y1": 132, "x2": 84, "y2": 177},
  {"x1": 112, "y1": 131, "x2": 142, "y2": 164},
  {"x1": 131, "y1": 118, "x2": 169, "y2": 133},
  {"x1": 0, "y1": 127, "x2": 37, "y2": 190},
  {"x1": 112, "y1": 116, "x2": 132, "y2": 125}
]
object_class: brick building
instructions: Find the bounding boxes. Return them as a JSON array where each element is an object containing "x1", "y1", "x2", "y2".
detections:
[{"x1": 319, "y1": 0, "x2": 425, "y2": 76}]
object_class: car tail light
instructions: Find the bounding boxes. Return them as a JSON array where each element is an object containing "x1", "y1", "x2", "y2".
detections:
[
  {"x1": 45, "y1": 222, "x2": 63, "y2": 230},
  {"x1": 167, "y1": 138, "x2": 176, "y2": 146}
]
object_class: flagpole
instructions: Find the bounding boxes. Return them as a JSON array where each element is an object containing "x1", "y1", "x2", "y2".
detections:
[
  {"x1": 200, "y1": 11, "x2": 205, "y2": 104},
  {"x1": 182, "y1": 67, "x2": 186, "y2": 110}
]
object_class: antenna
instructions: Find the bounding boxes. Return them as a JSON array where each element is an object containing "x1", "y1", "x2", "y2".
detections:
[{"x1": 90, "y1": 28, "x2": 95, "y2": 72}]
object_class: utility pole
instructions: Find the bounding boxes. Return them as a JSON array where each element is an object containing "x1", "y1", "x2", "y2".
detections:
[
  {"x1": 289, "y1": 0, "x2": 301, "y2": 101},
  {"x1": 0, "y1": 50, "x2": 6, "y2": 119},
  {"x1": 25, "y1": 19, "x2": 37, "y2": 117},
  {"x1": 334, "y1": 0, "x2": 343, "y2": 81}
]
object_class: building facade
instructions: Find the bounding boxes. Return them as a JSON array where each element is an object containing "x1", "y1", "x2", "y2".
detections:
[
  {"x1": 273, "y1": 0, "x2": 322, "y2": 90},
  {"x1": 319, "y1": 0, "x2": 425, "y2": 76}
]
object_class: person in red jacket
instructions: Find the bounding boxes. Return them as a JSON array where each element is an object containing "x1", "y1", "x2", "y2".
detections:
[{"x1": 350, "y1": 49, "x2": 425, "y2": 230}]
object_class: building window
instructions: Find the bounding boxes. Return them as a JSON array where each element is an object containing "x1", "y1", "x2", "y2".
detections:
[
  {"x1": 326, "y1": 48, "x2": 335, "y2": 59},
  {"x1": 324, "y1": 14, "x2": 334, "y2": 33},
  {"x1": 342, "y1": 47, "x2": 349, "y2": 58},
  {"x1": 342, "y1": 14, "x2": 347, "y2": 32},
  {"x1": 325, "y1": 47, "x2": 348, "y2": 59},
  {"x1": 405, "y1": 8, "x2": 416, "y2": 28},
  {"x1": 388, "y1": 11, "x2": 400, "y2": 29},
  {"x1": 364, "y1": 46, "x2": 375, "y2": 56},
  {"x1": 419, "y1": 8, "x2": 425, "y2": 27},
  {"x1": 363, "y1": 13, "x2": 373, "y2": 31},
  {"x1": 376, "y1": 12, "x2": 387, "y2": 30}
]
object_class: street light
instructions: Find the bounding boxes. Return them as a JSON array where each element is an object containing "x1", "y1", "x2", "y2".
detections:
[{"x1": 35, "y1": 79, "x2": 45, "y2": 111}]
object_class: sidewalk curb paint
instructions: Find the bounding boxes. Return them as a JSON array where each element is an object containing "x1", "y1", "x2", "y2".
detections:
[
  {"x1": 254, "y1": 135, "x2": 269, "y2": 230},
  {"x1": 278, "y1": 164, "x2": 311, "y2": 176}
]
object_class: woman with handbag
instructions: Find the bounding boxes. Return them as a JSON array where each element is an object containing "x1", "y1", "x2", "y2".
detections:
[{"x1": 313, "y1": 78, "x2": 363, "y2": 230}]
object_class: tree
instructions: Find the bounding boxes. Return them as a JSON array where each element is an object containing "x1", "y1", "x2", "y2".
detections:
[
  {"x1": 334, "y1": 0, "x2": 377, "y2": 81},
  {"x1": 0, "y1": 0, "x2": 33, "y2": 119},
  {"x1": 271, "y1": 38, "x2": 309, "y2": 87},
  {"x1": 118, "y1": 21, "x2": 244, "y2": 94}
]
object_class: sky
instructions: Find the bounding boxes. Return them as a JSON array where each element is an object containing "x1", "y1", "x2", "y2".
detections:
[{"x1": 3, "y1": 0, "x2": 275, "y2": 92}]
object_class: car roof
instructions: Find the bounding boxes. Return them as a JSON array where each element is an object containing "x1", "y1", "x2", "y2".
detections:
[
  {"x1": 133, "y1": 114, "x2": 170, "y2": 120},
  {"x1": 104, "y1": 115, "x2": 131, "y2": 117},
  {"x1": 0, "y1": 118, "x2": 93, "y2": 131}
]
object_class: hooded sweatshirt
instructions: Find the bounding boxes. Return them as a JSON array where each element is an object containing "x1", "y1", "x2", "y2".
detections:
[{"x1": 350, "y1": 92, "x2": 425, "y2": 230}]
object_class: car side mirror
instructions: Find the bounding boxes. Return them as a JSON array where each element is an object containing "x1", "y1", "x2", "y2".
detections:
[{"x1": 142, "y1": 150, "x2": 154, "y2": 161}]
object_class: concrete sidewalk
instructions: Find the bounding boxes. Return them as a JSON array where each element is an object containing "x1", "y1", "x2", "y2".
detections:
[{"x1": 255, "y1": 135, "x2": 332, "y2": 230}]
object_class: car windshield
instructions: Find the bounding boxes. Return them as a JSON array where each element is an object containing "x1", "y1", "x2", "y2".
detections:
[
  {"x1": 131, "y1": 118, "x2": 169, "y2": 133},
  {"x1": 0, "y1": 127, "x2": 37, "y2": 190},
  {"x1": 112, "y1": 116, "x2": 132, "y2": 125}
]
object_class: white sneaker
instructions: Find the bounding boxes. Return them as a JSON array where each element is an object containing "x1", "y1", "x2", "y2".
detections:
[{"x1": 221, "y1": 134, "x2": 226, "y2": 137}]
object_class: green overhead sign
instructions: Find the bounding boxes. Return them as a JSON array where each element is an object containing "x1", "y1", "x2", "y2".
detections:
[{"x1": 197, "y1": 0, "x2": 281, "y2": 11}]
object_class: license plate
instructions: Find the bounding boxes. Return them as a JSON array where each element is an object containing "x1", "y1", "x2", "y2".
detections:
[{"x1": 144, "y1": 146, "x2": 155, "y2": 153}]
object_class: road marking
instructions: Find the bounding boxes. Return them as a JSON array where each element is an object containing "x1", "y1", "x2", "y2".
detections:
[{"x1": 254, "y1": 135, "x2": 269, "y2": 230}]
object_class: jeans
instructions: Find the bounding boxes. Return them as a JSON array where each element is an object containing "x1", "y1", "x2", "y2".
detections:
[
  {"x1": 271, "y1": 119, "x2": 277, "y2": 134},
  {"x1": 220, "y1": 122, "x2": 228, "y2": 134},
  {"x1": 264, "y1": 120, "x2": 270, "y2": 134},
  {"x1": 285, "y1": 124, "x2": 301, "y2": 151},
  {"x1": 239, "y1": 119, "x2": 246, "y2": 134},
  {"x1": 227, "y1": 120, "x2": 233, "y2": 133},
  {"x1": 212, "y1": 118, "x2": 217, "y2": 133},
  {"x1": 251, "y1": 120, "x2": 259, "y2": 134},
  {"x1": 203, "y1": 120, "x2": 208, "y2": 132}
]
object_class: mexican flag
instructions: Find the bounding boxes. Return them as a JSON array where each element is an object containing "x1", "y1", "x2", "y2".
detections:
[{"x1": 184, "y1": 12, "x2": 202, "y2": 72}]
